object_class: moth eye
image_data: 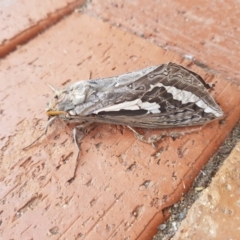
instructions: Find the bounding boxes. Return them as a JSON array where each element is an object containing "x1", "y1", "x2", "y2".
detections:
[{"x1": 54, "y1": 94, "x2": 64, "y2": 102}]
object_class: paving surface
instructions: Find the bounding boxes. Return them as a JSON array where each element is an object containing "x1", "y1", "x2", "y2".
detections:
[
  {"x1": 0, "y1": 1, "x2": 240, "y2": 239},
  {"x1": 86, "y1": 0, "x2": 240, "y2": 83},
  {"x1": 172, "y1": 141, "x2": 240, "y2": 240},
  {"x1": 0, "y1": 0, "x2": 85, "y2": 57},
  {"x1": 153, "y1": 123, "x2": 240, "y2": 240}
]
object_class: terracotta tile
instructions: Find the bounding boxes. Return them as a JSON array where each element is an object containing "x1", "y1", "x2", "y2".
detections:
[
  {"x1": 86, "y1": 0, "x2": 240, "y2": 83},
  {"x1": 0, "y1": 0, "x2": 85, "y2": 57},
  {"x1": 172, "y1": 141, "x2": 240, "y2": 240},
  {"x1": 0, "y1": 13, "x2": 240, "y2": 239}
]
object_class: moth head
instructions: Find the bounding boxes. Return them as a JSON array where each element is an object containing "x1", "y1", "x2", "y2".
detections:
[
  {"x1": 46, "y1": 84, "x2": 67, "y2": 117},
  {"x1": 46, "y1": 81, "x2": 90, "y2": 117}
]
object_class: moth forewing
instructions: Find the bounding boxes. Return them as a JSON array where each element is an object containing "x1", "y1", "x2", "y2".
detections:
[{"x1": 26, "y1": 62, "x2": 224, "y2": 182}]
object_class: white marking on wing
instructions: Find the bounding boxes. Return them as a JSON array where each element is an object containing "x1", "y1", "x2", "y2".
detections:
[
  {"x1": 194, "y1": 100, "x2": 220, "y2": 117},
  {"x1": 93, "y1": 99, "x2": 161, "y2": 114},
  {"x1": 93, "y1": 99, "x2": 140, "y2": 113},
  {"x1": 188, "y1": 94, "x2": 199, "y2": 103},
  {"x1": 149, "y1": 109, "x2": 161, "y2": 114},
  {"x1": 151, "y1": 83, "x2": 222, "y2": 117}
]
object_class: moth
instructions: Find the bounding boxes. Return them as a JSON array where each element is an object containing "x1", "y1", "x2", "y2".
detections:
[{"x1": 25, "y1": 62, "x2": 223, "y2": 182}]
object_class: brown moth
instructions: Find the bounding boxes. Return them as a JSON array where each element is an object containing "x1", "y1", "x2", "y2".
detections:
[{"x1": 25, "y1": 63, "x2": 224, "y2": 182}]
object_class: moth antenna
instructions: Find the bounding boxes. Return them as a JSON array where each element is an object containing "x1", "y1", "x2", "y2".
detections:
[{"x1": 46, "y1": 84, "x2": 58, "y2": 93}]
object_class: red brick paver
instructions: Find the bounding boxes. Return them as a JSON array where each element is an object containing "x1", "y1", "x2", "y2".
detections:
[
  {"x1": 1, "y1": 12, "x2": 240, "y2": 239},
  {"x1": 86, "y1": 0, "x2": 240, "y2": 83},
  {"x1": 0, "y1": 0, "x2": 85, "y2": 57},
  {"x1": 172, "y1": 141, "x2": 240, "y2": 240}
]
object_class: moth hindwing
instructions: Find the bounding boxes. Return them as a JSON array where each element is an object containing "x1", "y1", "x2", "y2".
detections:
[{"x1": 28, "y1": 62, "x2": 224, "y2": 182}]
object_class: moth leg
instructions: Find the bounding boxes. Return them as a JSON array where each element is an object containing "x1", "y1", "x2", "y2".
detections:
[
  {"x1": 127, "y1": 126, "x2": 146, "y2": 142},
  {"x1": 67, "y1": 127, "x2": 83, "y2": 184},
  {"x1": 23, "y1": 117, "x2": 57, "y2": 150},
  {"x1": 67, "y1": 122, "x2": 92, "y2": 184},
  {"x1": 127, "y1": 126, "x2": 164, "y2": 148}
]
